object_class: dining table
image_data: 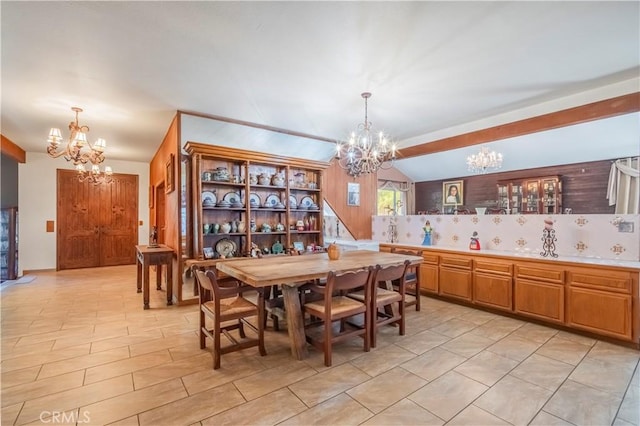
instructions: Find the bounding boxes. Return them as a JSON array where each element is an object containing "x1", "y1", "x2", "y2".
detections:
[{"x1": 216, "y1": 249, "x2": 424, "y2": 360}]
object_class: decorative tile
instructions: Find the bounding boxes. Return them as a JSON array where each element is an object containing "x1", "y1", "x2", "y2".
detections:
[
  {"x1": 517, "y1": 216, "x2": 527, "y2": 225},
  {"x1": 611, "y1": 244, "x2": 626, "y2": 255},
  {"x1": 575, "y1": 241, "x2": 588, "y2": 252},
  {"x1": 516, "y1": 238, "x2": 527, "y2": 247},
  {"x1": 575, "y1": 216, "x2": 588, "y2": 226}
]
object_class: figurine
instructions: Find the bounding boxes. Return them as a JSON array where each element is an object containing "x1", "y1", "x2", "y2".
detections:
[
  {"x1": 149, "y1": 226, "x2": 158, "y2": 247},
  {"x1": 422, "y1": 220, "x2": 432, "y2": 246},
  {"x1": 469, "y1": 231, "x2": 481, "y2": 250}
]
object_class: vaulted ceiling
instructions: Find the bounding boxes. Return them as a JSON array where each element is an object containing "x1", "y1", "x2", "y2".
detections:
[{"x1": 2, "y1": 1, "x2": 638, "y2": 181}]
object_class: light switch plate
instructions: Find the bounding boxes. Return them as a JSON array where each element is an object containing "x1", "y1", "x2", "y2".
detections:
[{"x1": 618, "y1": 221, "x2": 634, "y2": 233}]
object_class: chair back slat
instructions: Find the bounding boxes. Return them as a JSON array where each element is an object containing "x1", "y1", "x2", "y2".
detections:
[{"x1": 373, "y1": 260, "x2": 410, "y2": 285}]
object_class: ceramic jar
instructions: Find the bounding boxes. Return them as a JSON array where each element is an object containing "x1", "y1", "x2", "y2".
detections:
[
  {"x1": 220, "y1": 222, "x2": 231, "y2": 234},
  {"x1": 249, "y1": 173, "x2": 258, "y2": 185},
  {"x1": 271, "y1": 173, "x2": 285, "y2": 187},
  {"x1": 327, "y1": 243, "x2": 340, "y2": 260},
  {"x1": 237, "y1": 221, "x2": 246, "y2": 233},
  {"x1": 258, "y1": 173, "x2": 271, "y2": 185}
]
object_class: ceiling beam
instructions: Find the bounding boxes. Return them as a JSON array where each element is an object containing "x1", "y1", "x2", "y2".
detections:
[
  {"x1": 1, "y1": 134, "x2": 26, "y2": 163},
  {"x1": 398, "y1": 92, "x2": 640, "y2": 159}
]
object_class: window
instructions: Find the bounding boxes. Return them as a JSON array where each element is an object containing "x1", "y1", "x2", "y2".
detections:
[{"x1": 377, "y1": 188, "x2": 405, "y2": 215}]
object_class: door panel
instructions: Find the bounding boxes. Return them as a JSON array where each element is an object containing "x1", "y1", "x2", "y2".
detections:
[
  {"x1": 58, "y1": 170, "x2": 100, "y2": 269},
  {"x1": 100, "y1": 174, "x2": 138, "y2": 266}
]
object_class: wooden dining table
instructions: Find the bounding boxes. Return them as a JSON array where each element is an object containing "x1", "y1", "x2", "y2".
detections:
[{"x1": 216, "y1": 250, "x2": 423, "y2": 360}]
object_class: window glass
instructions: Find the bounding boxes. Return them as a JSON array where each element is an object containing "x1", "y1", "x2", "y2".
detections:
[{"x1": 377, "y1": 188, "x2": 405, "y2": 215}]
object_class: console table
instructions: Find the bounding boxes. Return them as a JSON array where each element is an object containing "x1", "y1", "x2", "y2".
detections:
[{"x1": 135, "y1": 244, "x2": 174, "y2": 309}]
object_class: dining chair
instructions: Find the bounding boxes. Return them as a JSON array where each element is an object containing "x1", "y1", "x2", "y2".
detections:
[
  {"x1": 348, "y1": 260, "x2": 410, "y2": 348},
  {"x1": 302, "y1": 267, "x2": 374, "y2": 367},
  {"x1": 390, "y1": 247, "x2": 423, "y2": 311},
  {"x1": 194, "y1": 269, "x2": 266, "y2": 369}
]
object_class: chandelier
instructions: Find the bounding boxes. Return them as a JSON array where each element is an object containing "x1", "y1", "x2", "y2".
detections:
[
  {"x1": 47, "y1": 107, "x2": 111, "y2": 182},
  {"x1": 466, "y1": 146, "x2": 503, "y2": 174},
  {"x1": 76, "y1": 164, "x2": 113, "y2": 185},
  {"x1": 335, "y1": 92, "x2": 397, "y2": 177}
]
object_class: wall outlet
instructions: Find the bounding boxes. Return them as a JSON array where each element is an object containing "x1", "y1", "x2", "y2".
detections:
[{"x1": 618, "y1": 221, "x2": 634, "y2": 233}]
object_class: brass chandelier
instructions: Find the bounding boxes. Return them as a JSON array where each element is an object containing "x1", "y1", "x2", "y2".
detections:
[
  {"x1": 47, "y1": 107, "x2": 112, "y2": 183},
  {"x1": 335, "y1": 92, "x2": 397, "y2": 177}
]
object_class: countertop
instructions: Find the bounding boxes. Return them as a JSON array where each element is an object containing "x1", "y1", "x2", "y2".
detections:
[{"x1": 380, "y1": 242, "x2": 640, "y2": 271}]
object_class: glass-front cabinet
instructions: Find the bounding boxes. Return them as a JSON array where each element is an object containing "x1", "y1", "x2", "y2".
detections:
[
  {"x1": 184, "y1": 143, "x2": 329, "y2": 260},
  {"x1": 497, "y1": 176, "x2": 561, "y2": 214}
]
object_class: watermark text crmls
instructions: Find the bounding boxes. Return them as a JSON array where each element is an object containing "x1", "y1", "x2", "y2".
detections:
[{"x1": 39, "y1": 411, "x2": 91, "y2": 423}]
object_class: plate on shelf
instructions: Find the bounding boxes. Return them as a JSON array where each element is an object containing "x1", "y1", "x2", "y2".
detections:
[
  {"x1": 215, "y1": 238, "x2": 237, "y2": 258},
  {"x1": 288, "y1": 195, "x2": 297, "y2": 208},
  {"x1": 202, "y1": 191, "x2": 216, "y2": 206},
  {"x1": 264, "y1": 194, "x2": 280, "y2": 208},
  {"x1": 222, "y1": 192, "x2": 241, "y2": 205},
  {"x1": 249, "y1": 192, "x2": 261, "y2": 207},
  {"x1": 300, "y1": 196, "x2": 314, "y2": 209}
]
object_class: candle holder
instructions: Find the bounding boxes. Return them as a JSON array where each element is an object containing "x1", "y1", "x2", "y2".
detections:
[{"x1": 540, "y1": 228, "x2": 558, "y2": 258}]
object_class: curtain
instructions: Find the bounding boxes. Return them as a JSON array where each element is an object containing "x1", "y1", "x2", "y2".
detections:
[
  {"x1": 607, "y1": 157, "x2": 639, "y2": 214},
  {"x1": 378, "y1": 180, "x2": 415, "y2": 215}
]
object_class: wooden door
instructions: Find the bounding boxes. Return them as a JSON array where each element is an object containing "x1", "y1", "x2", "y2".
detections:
[
  {"x1": 99, "y1": 173, "x2": 138, "y2": 266},
  {"x1": 57, "y1": 170, "x2": 138, "y2": 270}
]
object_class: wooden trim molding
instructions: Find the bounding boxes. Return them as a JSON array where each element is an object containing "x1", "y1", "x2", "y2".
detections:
[
  {"x1": 399, "y1": 92, "x2": 640, "y2": 159},
  {"x1": 1, "y1": 134, "x2": 26, "y2": 163}
]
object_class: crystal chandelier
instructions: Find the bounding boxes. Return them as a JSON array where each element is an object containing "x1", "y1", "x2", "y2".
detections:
[
  {"x1": 335, "y1": 92, "x2": 397, "y2": 177},
  {"x1": 466, "y1": 146, "x2": 503, "y2": 174},
  {"x1": 76, "y1": 164, "x2": 113, "y2": 185},
  {"x1": 47, "y1": 107, "x2": 111, "y2": 182}
]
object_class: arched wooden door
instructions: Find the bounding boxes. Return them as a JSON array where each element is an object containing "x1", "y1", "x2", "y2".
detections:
[{"x1": 57, "y1": 169, "x2": 138, "y2": 270}]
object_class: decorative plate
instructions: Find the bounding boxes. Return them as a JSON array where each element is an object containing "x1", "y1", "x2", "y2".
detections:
[
  {"x1": 271, "y1": 241, "x2": 284, "y2": 255},
  {"x1": 249, "y1": 192, "x2": 261, "y2": 207},
  {"x1": 288, "y1": 195, "x2": 297, "y2": 208},
  {"x1": 215, "y1": 238, "x2": 237, "y2": 258},
  {"x1": 265, "y1": 194, "x2": 280, "y2": 208},
  {"x1": 300, "y1": 196, "x2": 314, "y2": 209},
  {"x1": 202, "y1": 191, "x2": 216, "y2": 206},
  {"x1": 222, "y1": 192, "x2": 241, "y2": 204}
]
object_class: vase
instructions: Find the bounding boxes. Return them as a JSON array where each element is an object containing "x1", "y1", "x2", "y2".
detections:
[
  {"x1": 237, "y1": 221, "x2": 246, "y2": 233},
  {"x1": 327, "y1": 243, "x2": 340, "y2": 260}
]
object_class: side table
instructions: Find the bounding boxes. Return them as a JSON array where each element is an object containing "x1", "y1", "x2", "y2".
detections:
[{"x1": 136, "y1": 244, "x2": 174, "y2": 309}]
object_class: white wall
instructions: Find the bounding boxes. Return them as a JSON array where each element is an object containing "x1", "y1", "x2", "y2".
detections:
[{"x1": 18, "y1": 153, "x2": 149, "y2": 274}]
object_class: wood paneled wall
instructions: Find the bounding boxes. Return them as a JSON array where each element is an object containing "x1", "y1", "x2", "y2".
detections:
[
  {"x1": 415, "y1": 159, "x2": 617, "y2": 214},
  {"x1": 322, "y1": 160, "x2": 377, "y2": 239}
]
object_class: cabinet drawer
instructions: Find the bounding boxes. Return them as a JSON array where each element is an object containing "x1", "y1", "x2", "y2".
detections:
[
  {"x1": 422, "y1": 253, "x2": 439, "y2": 265},
  {"x1": 440, "y1": 256, "x2": 472, "y2": 270},
  {"x1": 474, "y1": 259, "x2": 513, "y2": 276},
  {"x1": 515, "y1": 265, "x2": 564, "y2": 284},
  {"x1": 567, "y1": 269, "x2": 631, "y2": 294}
]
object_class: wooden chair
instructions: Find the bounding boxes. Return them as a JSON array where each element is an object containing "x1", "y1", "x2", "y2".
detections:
[
  {"x1": 302, "y1": 268, "x2": 374, "y2": 367},
  {"x1": 486, "y1": 208, "x2": 507, "y2": 214},
  {"x1": 349, "y1": 260, "x2": 410, "y2": 348},
  {"x1": 390, "y1": 247, "x2": 423, "y2": 311},
  {"x1": 427, "y1": 209, "x2": 440, "y2": 215},
  {"x1": 194, "y1": 269, "x2": 266, "y2": 369}
]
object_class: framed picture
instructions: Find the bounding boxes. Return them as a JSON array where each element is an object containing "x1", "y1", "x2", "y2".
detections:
[
  {"x1": 443, "y1": 180, "x2": 463, "y2": 206},
  {"x1": 347, "y1": 182, "x2": 360, "y2": 206},
  {"x1": 165, "y1": 154, "x2": 175, "y2": 194},
  {"x1": 293, "y1": 241, "x2": 304, "y2": 252},
  {"x1": 149, "y1": 185, "x2": 154, "y2": 208},
  {"x1": 203, "y1": 247, "x2": 215, "y2": 259}
]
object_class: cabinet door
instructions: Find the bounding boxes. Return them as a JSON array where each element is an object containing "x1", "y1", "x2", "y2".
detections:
[
  {"x1": 439, "y1": 267, "x2": 472, "y2": 301},
  {"x1": 522, "y1": 180, "x2": 540, "y2": 213},
  {"x1": 567, "y1": 287, "x2": 632, "y2": 340},
  {"x1": 474, "y1": 272, "x2": 512, "y2": 311},
  {"x1": 419, "y1": 263, "x2": 439, "y2": 293},
  {"x1": 514, "y1": 278, "x2": 564, "y2": 323}
]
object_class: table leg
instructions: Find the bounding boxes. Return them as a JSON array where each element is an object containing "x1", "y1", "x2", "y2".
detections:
[
  {"x1": 166, "y1": 261, "x2": 173, "y2": 305},
  {"x1": 143, "y1": 264, "x2": 150, "y2": 310},
  {"x1": 136, "y1": 259, "x2": 142, "y2": 293},
  {"x1": 156, "y1": 265, "x2": 162, "y2": 290},
  {"x1": 281, "y1": 284, "x2": 308, "y2": 360}
]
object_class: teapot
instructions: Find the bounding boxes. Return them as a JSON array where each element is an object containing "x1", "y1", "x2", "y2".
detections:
[
  {"x1": 271, "y1": 173, "x2": 285, "y2": 187},
  {"x1": 261, "y1": 223, "x2": 272, "y2": 233},
  {"x1": 258, "y1": 173, "x2": 271, "y2": 186},
  {"x1": 249, "y1": 173, "x2": 258, "y2": 185}
]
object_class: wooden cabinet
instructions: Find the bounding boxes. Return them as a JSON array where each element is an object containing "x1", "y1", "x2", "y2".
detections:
[
  {"x1": 497, "y1": 175, "x2": 562, "y2": 214},
  {"x1": 0, "y1": 207, "x2": 18, "y2": 281},
  {"x1": 184, "y1": 143, "x2": 329, "y2": 259},
  {"x1": 473, "y1": 258, "x2": 513, "y2": 311},
  {"x1": 439, "y1": 255, "x2": 472, "y2": 301},
  {"x1": 419, "y1": 252, "x2": 439, "y2": 294},
  {"x1": 566, "y1": 267, "x2": 634, "y2": 340},
  {"x1": 514, "y1": 264, "x2": 565, "y2": 323}
]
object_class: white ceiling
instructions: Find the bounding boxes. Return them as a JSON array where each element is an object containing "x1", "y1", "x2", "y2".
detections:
[{"x1": 2, "y1": 1, "x2": 639, "y2": 181}]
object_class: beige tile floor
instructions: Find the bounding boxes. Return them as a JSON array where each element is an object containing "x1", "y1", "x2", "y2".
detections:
[{"x1": 1, "y1": 265, "x2": 638, "y2": 426}]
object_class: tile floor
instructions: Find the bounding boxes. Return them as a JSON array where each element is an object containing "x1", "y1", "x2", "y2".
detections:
[{"x1": 1, "y1": 265, "x2": 638, "y2": 426}]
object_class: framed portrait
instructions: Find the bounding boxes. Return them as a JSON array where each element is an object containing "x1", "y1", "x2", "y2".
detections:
[
  {"x1": 203, "y1": 247, "x2": 215, "y2": 259},
  {"x1": 165, "y1": 154, "x2": 175, "y2": 194},
  {"x1": 443, "y1": 180, "x2": 464, "y2": 206},
  {"x1": 347, "y1": 182, "x2": 360, "y2": 206},
  {"x1": 149, "y1": 185, "x2": 154, "y2": 208},
  {"x1": 293, "y1": 241, "x2": 305, "y2": 252}
]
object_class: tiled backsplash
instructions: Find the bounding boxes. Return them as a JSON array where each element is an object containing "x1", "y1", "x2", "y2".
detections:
[{"x1": 371, "y1": 214, "x2": 640, "y2": 262}]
